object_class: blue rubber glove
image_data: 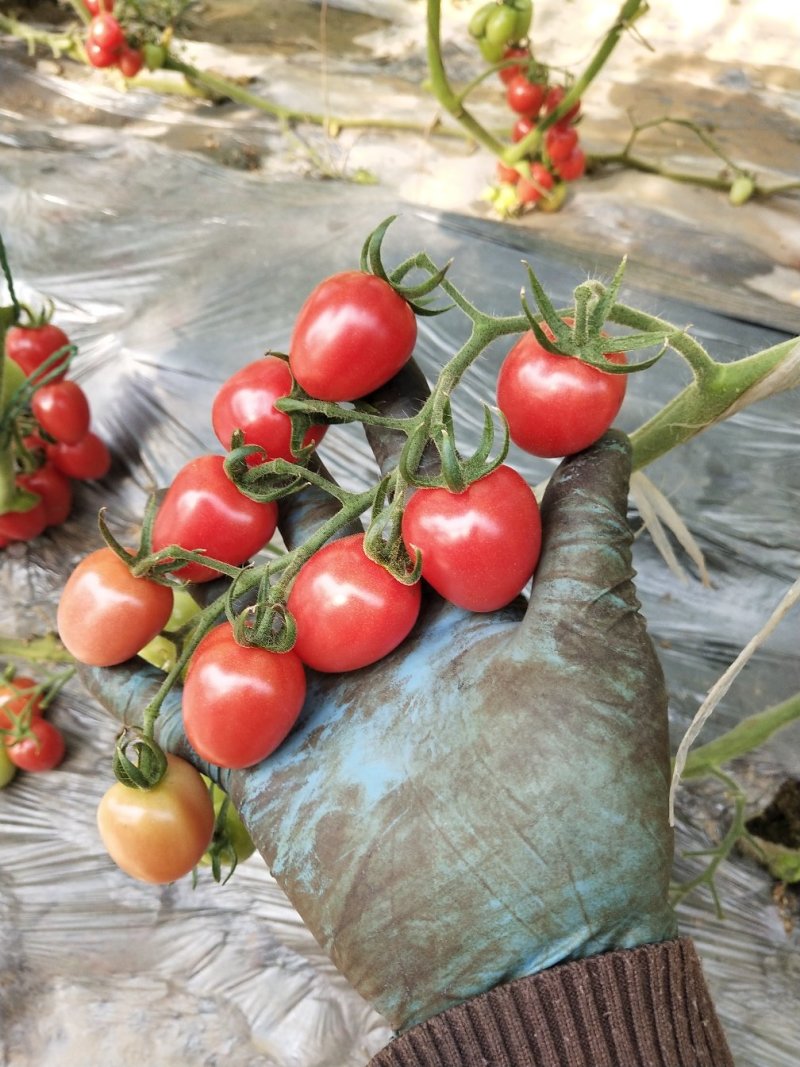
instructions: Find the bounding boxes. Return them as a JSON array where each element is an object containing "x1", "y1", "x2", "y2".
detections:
[{"x1": 79, "y1": 363, "x2": 677, "y2": 1034}]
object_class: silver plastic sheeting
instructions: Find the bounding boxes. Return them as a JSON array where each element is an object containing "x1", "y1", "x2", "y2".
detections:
[{"x1": 1, "y1": 64, "x2": 800, "y2": 1067}]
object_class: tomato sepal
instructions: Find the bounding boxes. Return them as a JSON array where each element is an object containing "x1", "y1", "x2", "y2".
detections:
[{"x1": 112, "y1": 730, "x2": 169, "y2": 789}]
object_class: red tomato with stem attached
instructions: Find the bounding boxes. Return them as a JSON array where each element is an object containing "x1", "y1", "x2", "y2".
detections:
[
  {"x1": 287, "y1": 533, "x2": 422, "y2": 672},
  {"x1": 86, "y1": 41, "x2": 119, "y2": 68},
  {"x1": 96, "y1": 754, "x2": 215, "y2": 884},
  {"x1": 57, "y1": 547, "x2": 174, "y2": 666},
  {"x1": 118, "y1": 46, "x2": 144, "y2": 78},
  {"x1": 0, "y1": 498, "x2": 48, "y2": 543},
  {"x1": 545, "y1": 124, "x2": 579, "y2": 164},
  {"x1": 496, "y1": 326, "x2": 627, "y2": 457},
  {"x1": 87, "y1": 14, "x2": 125, "y2": 54},
  {"x1": 5, "y1": 719, "x2": 65, "y2": 772},
  {"x1": 402, "y1": 465, "x2": 541, "y2": 613},
  {"x1": 4, "y1": 324, "x2": 71, "y2": 381},
  {"x1": 183, "y1": 623, "x2": 307, "y2": 768},
  {"x1": 517, "y1": 163, "x2": 554, "y2": 204},
  {"x1": 0, "y1": 676, "x2": 44, "y2": 730},
  {"x1": 47, "y1": 431, "x2": 111, "y2": 480},
  {"x1": 496, "y1": 161, "x2": 520, "y2": 185},
  {"x1": 31, "y1": 380, "x2": 91, "y2": 444},
  {"x1": 511, "y1": 116, "x2": 534, "y2": 143},
  {"x1": 506, "y1": 74, "x2": 546, "y2": 117},
  {"x1": 289, "y1": 272, "x2": 417, "y2": 402},
  {"x1": 17, "y1": 466, "x2": 72, "y2": 527},
  {"x1": 151, "y1": 454, "x2": 278, "y2": 583},
  {"x1": 499, "y1": 46, "x2": 529, "y2": 85},
  {"x1": 544, "y1": 84, "x2": 581, "y2": 122},
  {"x1": 555, "y1": 148, "x2": 587, "y2": 182},
  {"x1": 212, "y1": 356, "x2": 327, "y2": 464}
]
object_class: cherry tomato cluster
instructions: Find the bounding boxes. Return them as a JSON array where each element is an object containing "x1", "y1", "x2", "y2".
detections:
[
  {"x1": 0, "y1": 672, "x2": 66, "y2": 786},
  {"x1": 57, "y1": 232, "x2": 632, "y2": 886},
  {"x1": 1, "y1": 315, "x2": 111, "y2": 548},
  {"x1": 83, "y1": 1, "x2": 144, "y2": 78},
  {"x1": 494, "y1": 50, "x2": 585, "y2": 213}
]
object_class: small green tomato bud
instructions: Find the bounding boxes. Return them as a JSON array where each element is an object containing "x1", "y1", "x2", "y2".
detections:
[
  {"x1": 143, "y1": 43, "x2": 167, "y2": 71},
  {"x1": 729, "y1": 174, "x2": 755, "y2": 206}
]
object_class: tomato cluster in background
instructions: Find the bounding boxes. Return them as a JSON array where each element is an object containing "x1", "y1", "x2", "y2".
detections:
[
  {"x1": 0, "y1": 672, "x2": 66, "y2": 787},
  {"x1": 82, "y1": 0, "x2": 144, "y2": 78},
  {"x1": 493, "y1": 50, "x2": 584, "y2": 214},
  {"x1": 1, "y1": 314, "x2": 111, "y2": 548},
  {"x1": 469, "y1": 1, "x2": 586, "y2": 215}
]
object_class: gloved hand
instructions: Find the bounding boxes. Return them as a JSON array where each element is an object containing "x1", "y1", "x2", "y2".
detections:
[{"x1": 79, "y1": 361, "x2": 677, "y2": 1035}]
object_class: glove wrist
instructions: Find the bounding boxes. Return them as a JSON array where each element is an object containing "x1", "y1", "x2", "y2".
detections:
[{"x1": 368, "y1": 937, "x2": 733, "y2": 1067}]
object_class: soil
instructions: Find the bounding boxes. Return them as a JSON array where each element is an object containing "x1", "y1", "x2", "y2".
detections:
[{"x1": 747, "y1": 779, "x2": 800, "y2": 848}]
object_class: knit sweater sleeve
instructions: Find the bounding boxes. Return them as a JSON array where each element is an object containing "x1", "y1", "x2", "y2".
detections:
[{"x1": 368, "y1": 938, "x2": 734, "y2": 1067}]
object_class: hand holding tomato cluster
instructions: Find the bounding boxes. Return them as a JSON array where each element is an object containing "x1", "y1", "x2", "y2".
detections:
[
  {"x1": 80, "y1": 412, "x2": 676, "y2": 1031},
  {"x1": 62, "y1": 224, "x2": 659, "y2": 890},
  {"x1": 1, "y1": 308, "x2": 111, "y2": 548}
]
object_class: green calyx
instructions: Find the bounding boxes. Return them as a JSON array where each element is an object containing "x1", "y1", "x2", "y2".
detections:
[
  {"x1": 521, "y1": 258, "x2": 675, "y2": 373},
  {"x1": 112, "y1": 730, "x2": 168, "y2": 789},
  {"x1": 360, "y1": 217, "x2": 452, "y2": 317}
]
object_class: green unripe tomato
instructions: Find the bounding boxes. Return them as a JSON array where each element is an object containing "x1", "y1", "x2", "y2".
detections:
[
  {"x1": 729, "y1": 174, "x2": 755, "y2": 206},
  {"x1": 137, "y1": 634, "x2": 177, "y2": 672},
  {"x1": 510, "y1": 0, "x2": 533, "y2": 38},
  {"x1": 538, "y1": 181, "x2": 568, "y2": 213},
  {"x1": 468, "y1": 2, "x2": 497, "y2": 39},
  {"x1": 164, "y1": 588, "x2": 201, "y2": 632},
  {"x1": 137, "y1": 589, "x2": 201, "y2": 672},
  {"x1": 0, "y1": 743, "x2": 18, "y2": 788},
  {"x1": 479, "y1": 37, "x2": 506, "y2": 63},
  {"x1": 143, "y1": 43, "x2": 167, "y2": 71},
  {"x1": 1, "y1": 357, "x2": 26, "y2": 412},
  {"x1": 201, "y1": 779, "x2": 256, "y2": 868},
  {"x1": 485, "y1": 5, "x2": 519, "y2": 46}
]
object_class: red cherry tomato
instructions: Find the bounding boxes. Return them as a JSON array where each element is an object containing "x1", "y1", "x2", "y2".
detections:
[
  {"x1": 86, "y1": 40, "x2": 119, "y2": 68},
  {"x1": 4, "y1": 324, "x2": 71, "y2": 381},
  {"x1": 544, "y1": 85, "x2": 581, "y2": 122},
  {"x1": 555, "y1": 147, "x2": 587, "y2": 182},
  {"x1": 497, "y1": 327, "x2": 627, "y2": 457},
  {"x1": 0, "y1": 498, "x2": 48, "y2": 543},
  {"x1": 401, "y1": 465, "x2": 541, "y2": 613},
  {"x1": 511, "y1": 116, "x2": 534, "y2": 143},
  {"x1": 57, "y1": 547, "x2": 174, "y2": 666},
  {"x1": 97, "y1": 754, "x2": 215, "y2": 884},
  {"x1": 31, "y1": 380, "x2": 91, "y2": 444},
  {"x1": 496, "y1": 161, "x2": 520, "y2": 185},
  {"x1": 212, "y1": 355, "x2": 327, "y2": 465},
  {"x1": 183, "y1": 624, "x2": 307, "y2": 768},
  {"x1": 151, "y1": 454, "x2": 278, "y2": 583},
  {"x1": 87, "y1": 14, "x2": 125, "y2": 53},
  {"x1": 517, "y1": 162, "x2": 555, "y2": 204},
  {"x1": 5, "y1": 719, "x2": 65, "y2": 772},
  {"x1": 118, "y1": 46, "x2": 144, "y2": 78},
  {"x1": 499, "y1": 46, "x2": 529, "y2": 86},
  {"x1": 506, "y1": 74, "x2": 546, "y2": 118},
  {"x1": 287, "y1": 533, "x2": 422, "y2": 672},
  {"x1": 47, "y1": 431, "x2": 110, "y2": 480},
  {"x1": 17, "y1": 465, "x2": 72, "y2": 527},
  {"x1": 545, "y1": 124, "x2": 579, "y2": 164},
  {"x1": 289, "y1": 272, "x2": 417, "y2": 402},
  {"x1": 0, "y1": 676, "x2": 44, "y2": 730},
  {"x1": 85, "y1": 0, "x2": 114, "y2": 13}
]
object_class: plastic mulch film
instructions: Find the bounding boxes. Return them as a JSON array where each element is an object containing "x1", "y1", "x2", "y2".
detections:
[{"x1": 1, "y1": 75, "x2": 799, "y2": 1067}]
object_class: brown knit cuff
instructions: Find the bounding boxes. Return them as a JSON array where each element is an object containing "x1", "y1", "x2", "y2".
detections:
[{"x1": 368, "y1": 938, "x2": 734, "y2": 1067}]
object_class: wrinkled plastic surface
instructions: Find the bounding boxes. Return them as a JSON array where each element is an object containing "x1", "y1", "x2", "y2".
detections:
[{"x1": 1, "y1": 48, "x2": 800, "y2": 1067}]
